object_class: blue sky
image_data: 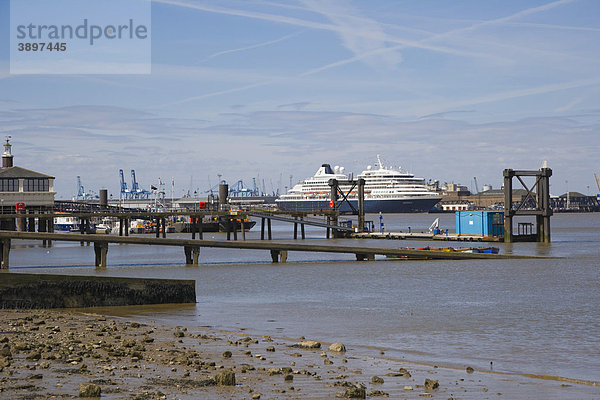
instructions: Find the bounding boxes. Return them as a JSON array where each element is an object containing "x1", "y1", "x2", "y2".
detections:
[{"x1": 1, "y1": 0, "x2": 599, "y2": 198}]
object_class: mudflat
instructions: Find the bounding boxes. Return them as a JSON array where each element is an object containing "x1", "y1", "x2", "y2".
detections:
[{"x1": 0, "y1": 309, "x2": 597, "y2": 399}]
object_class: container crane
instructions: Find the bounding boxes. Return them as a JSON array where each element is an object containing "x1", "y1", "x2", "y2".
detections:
[
  {"x1": 75, "y1": 176, "x2": 98, "y2": 200},
  {"x1": 119, "y1": 169, "x2": 130, "y2": 199},
  {"x1": 130, "y1": 169, "x2": 151, "y2": 199},
  {"x1": 595, "y1": 173, "x2": 600, "y2": 194},
  {"x1": 473, "y1": 177, "x2": 479, "y2": 194},
  {"x1": 76, "y1": 176, "x2": 85, "y2": 200}
]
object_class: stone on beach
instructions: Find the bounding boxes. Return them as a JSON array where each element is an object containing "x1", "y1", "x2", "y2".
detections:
[
  {"x1": 368, "y1": 389, "x2": 389, "y2": 397},
  {"x1": 466, "y1": 366, "x2": 475, "y2": 373},
  {"x1": 372, "y1": 375, "x2": 384, "y2": 384},
  {"x1": 424, "y1": 378, "x2": 439, "y2": 390},
  {"x1": 215, "y1": 369, "x2": 236, "y2": 386},
  {"x1": 79, "y1": 383, "x2": 101, "y2": 397},
  {"x1": 329, "y1": 342, "x2": 346, "y2": 352},
  {"x1": 294, "y1": 340, "x2": 321, "y2": 349},
  {"x1": 344, "y1": 383, "x2": 366, "y2": 398}
]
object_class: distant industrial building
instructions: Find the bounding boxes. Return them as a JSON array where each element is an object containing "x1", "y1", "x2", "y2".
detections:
[{"x1": 552, "y1": 192, "x2": 599, "y2": 212}]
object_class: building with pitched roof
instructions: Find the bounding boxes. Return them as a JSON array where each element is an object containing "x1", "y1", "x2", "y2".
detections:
[{"x1": 0, "y1": 138, "x2": 55, "y2": 221}]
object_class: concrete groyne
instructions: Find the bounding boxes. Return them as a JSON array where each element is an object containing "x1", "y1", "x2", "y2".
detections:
[{"x1": 0, "y1": 273, "x2": 196, "y2": 309}]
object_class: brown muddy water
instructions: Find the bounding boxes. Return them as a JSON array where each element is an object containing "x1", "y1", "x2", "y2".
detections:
[{"x1": 6, "y1": 212, "x2": 600, "y2": 398}]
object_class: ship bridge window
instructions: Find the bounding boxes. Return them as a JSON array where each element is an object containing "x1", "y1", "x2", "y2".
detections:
[
  {"x1": 0, "y1": 178, "x2": 18, "y2": 192},
  {"x1": 23, "y1": 178, "x2": 50, "y2": 192}
]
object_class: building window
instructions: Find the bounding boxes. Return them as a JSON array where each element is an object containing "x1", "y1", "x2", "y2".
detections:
[
  {"x1": 0, "y1": 179, "x2": 18, "y2": 192},
  {"x1": 23, "y1": 178, "x2": 49, "y2": 192}
]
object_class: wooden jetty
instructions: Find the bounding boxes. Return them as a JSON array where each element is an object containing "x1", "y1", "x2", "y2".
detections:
[{"x1": 0, "y1": 231, "x2": 548, "y2": 269}]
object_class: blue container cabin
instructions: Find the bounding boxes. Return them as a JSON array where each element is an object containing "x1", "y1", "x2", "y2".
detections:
[{"x1": 455, "y1": 211, "x2": 504, "y2": 237}]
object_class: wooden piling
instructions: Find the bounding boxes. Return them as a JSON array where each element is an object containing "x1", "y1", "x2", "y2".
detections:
[
  {"x1": 294, "y1": 218, "x2": 298, "y2": 239},
  {"x1": 94, "y1": 242, "x2": 108, "y2": 268},
  {"x1": 1, "y1": 239, "x2": 10, "y2": 269},
  {"x1": 267, "y1": 218, "x2": 272, "y2": 240}
]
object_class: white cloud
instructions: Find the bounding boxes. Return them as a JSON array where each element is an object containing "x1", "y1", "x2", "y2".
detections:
[{"x1": 299, "y1": 0, "x2": 402, "y2": 70}]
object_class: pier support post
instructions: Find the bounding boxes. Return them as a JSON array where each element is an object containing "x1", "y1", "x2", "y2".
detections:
[
  {"x1": 1, "y1": 239, "x2": 10, "y2": 269},
  {"x1": 28, "y1": 216, "x2": 36, "y2": 232},
  {"x1": 329, "y1": 179, "x2": 339, "y2": 238},
  {"x1": 119, "y1": 218, "x2": 124, "y2": 236},
  {"x1": 270, "y1": 250, "x2": 287, "y2": 263},
  {"x1": 355, "y1": 253, "x2": 375, "y2": 261},
  {"x1": 39, "y1": 218, "x2": 48, "y2": 246},
  {"x1": 267, "y1": 219, "x2": 272, "y2": 240},
  {"x1": 301, "y1": 218, "x2": 305, "y2": 240},
  {"x1": 358, "y1": 178, "x2": 365, "y2": 232},
  {"x1": 191, "y1": 217, "x2": 196, "y2": 239},
  {"x1": 48, "y1": 217, "x2": 53, "y2": 246},
  {"x1": 241, "y1": 220, "x2": 246, "y2": 241},
  {"x1": 198, "y1": 218, "x2": 203, "y2": 239},
  {"x1": 261, "y1": 217, "x2": 265, "y2": 240},
  {"x1": 294, "y1": 217, "x2": 298, "y2": 240},
  {"x1": 233, "y1": 220, "x2": 238, "y2": 241},
  {"x1": 184, "y1": 246, "x2": 200, "y2": 265},
  {"x1": 503, "y1": 170, "x2": 513, "y2": 243},
  {"x1": 94, "y1": 242, "x2": 108, "y2": 268},
  {"x1": 540, "y1": 167, "x2": 552, "y2": 243},
  {"x1": 124, "y1": 218, "x2": 129, "y2": 236}
]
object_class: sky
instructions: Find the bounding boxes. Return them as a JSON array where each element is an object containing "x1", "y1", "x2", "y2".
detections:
[{"x1": 1, "y1": 0, "x2": 599, "y2": 199}]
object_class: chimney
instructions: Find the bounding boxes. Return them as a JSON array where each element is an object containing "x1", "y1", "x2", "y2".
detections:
[{"x1": 2, "y1": 137, "x2": 13, "y2": 168}]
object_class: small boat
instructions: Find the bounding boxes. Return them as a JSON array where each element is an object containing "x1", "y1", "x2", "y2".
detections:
[
  {"x1": 53, "y1": 215, "x2": 79, "y2": 232},
  {"x1": 455, "y1": 247, "x2": 499, "y2": 254},
  {"x1": 386, "y1": 246, "x2": 500, "y2": 258}
]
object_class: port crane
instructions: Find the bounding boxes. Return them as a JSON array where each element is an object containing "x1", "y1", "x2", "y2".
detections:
[
  {"x1": 119, "y1": 169, "x2": 131, "y2": 199},
  {"x1": 119, "y1": 169, "x2": 150, "y2": 199},
  {"x1": 595, "y1": 173, "x2": 600, "y2": 195},
  {"x1": 75, "y1": 176, "x2": 98, "y2": 200},
  {"x1": 229, "y1": 180, "x2": 260, "y2": 197},
  {"x1": 473, "y1": 177, "x2": 479, "y2": 194},
  {"x1": 130, "y1": 170, "x2": 151, "y2": 199}
]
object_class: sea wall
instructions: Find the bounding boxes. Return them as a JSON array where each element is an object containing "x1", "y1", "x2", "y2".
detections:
[{"x1": 0, "y1": 273, "x2": 196, "y2": 309}]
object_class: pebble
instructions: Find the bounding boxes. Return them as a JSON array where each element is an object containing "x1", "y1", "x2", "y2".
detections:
[{"x1": 329, "y1": 342, "x2": 346, "y2": 352}]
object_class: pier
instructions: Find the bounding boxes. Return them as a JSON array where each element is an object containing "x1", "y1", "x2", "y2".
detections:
[{"x1": 0, "y1": 231, "x2": 547, "y2": 269}]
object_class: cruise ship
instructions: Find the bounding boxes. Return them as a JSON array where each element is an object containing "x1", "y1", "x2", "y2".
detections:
[{"x1": 276, "y1": 156, "x2": 442, "y2": 213}]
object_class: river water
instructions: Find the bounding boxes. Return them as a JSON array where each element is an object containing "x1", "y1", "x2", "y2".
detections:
[{"x1": 6, "y1": 213, "x2": 600, "y2": 391}]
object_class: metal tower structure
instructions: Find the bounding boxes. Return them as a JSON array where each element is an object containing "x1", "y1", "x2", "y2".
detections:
[{"x1": 503, "y1": 167, "x2": 552, "y2": 243}]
